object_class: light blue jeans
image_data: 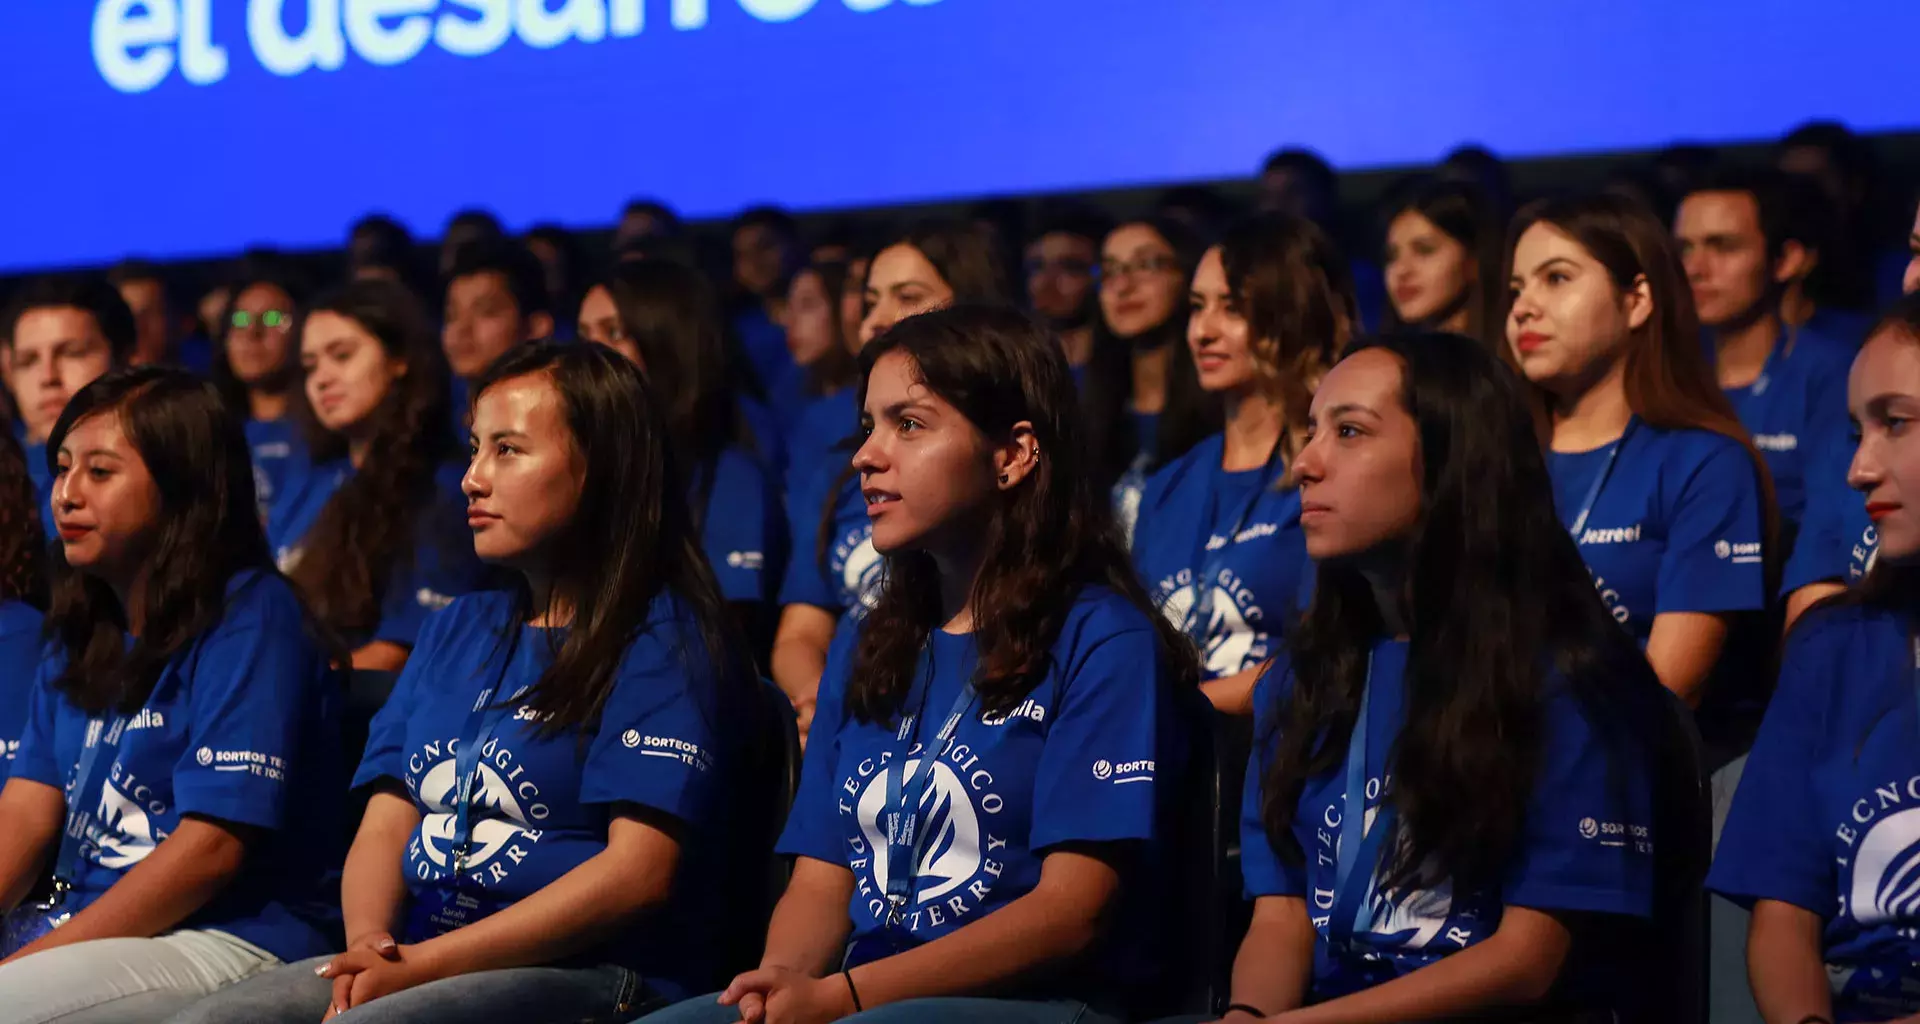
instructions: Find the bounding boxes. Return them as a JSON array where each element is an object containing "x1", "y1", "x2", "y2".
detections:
[
  {"x1": 633, "y1": 991, "x2": 1123, "y2": 1024},
  {"x1": 0, "y1": 929, "x2": 281, "y2": 1023},
  {"x1": 165, "y1": 953, "x2": 644, "y2": 1024}
]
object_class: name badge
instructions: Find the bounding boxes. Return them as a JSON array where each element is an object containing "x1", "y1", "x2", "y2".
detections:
[{"x1": 402, "y1": 880, "x2": 512, "y2": 943}]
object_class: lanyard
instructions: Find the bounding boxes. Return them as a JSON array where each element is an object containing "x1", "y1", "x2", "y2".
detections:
[
  {"x1": 450, "y1": 631, "x2": 528, "y2": 876},
  {"x1": 882, "y1": 647, "x2": 977, "y2": 926},
  {"x1": 1328, "y1": 651, "x2": 1393, "y2": 955},
  {"x1": 1566, "y1": 418, "x2": 1638, "y2": 540},
  {"x1": 1184, "y1": 439, "x2": 1286, "y2": 639},
  {"x1": 54, "y1": 712, "x2": 131, "y2": 897}
]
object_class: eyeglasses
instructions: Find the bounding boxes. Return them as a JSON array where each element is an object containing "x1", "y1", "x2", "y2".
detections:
[
  {"x1": 230, "y1": 309, "x2": 292, "y2": 334},
  {"x1": 1098, "y1": 254, "x2": 1182, "y2": 281}
]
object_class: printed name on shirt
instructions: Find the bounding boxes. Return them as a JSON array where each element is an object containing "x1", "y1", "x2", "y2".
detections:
[
  {"x1": 1752, "y1": 433, "x2": 1799, "y2": 453},
  {"x1": 194, "y1": 746, "x2": 287, "y2": 781},
  {"x1": 1202, "y1": 522, "x2": 1281, "y2": 551},
  {"x1": 724, "y1": 550, "x2": 765, "y2": 570},
  {"x1": 256, "y1": 442, "x2": 292, "y2": 459},
  {"x1": 978, "y1": 698, "x2": 1047, "y2": 727},
  {"x1": 1575, "y1": 816, "x2": 1653, "y2": 854},
  {"x1": 126, "y1": 708, "x2": 167, "y2": 731},
  {"x1": 1713, "y1": 540, "x2": 1764, "y2": 565},
  {"x1": 1090, "y1": 758, "x2": 1154, "y2": 783},
  {"x1": 621, "y1": 731, "x2": 714, "y2": 773},
  {"x1": 1577, "y1": 524, "x2": 1643, "y2": 546},
  {"x1": 1833, "y1": 774, "x2": 1920, "y2": 925},
  {"x1": 842, "y1": 740, "x2": 1009, "y2": 933}
]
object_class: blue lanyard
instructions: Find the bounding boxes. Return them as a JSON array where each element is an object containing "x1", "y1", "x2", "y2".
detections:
[
  {"x1": 882, "y1": 647, "x2": 976, "y2": 926},
  {"x1": 1566, "y1": 418, "x2": 1638, "y2": 540},
  {"x1": 54, "y1": 712, "x2": 131, "y2": 897},
  {"x1": 1328, "y1": 651, "x2": 1394, "y2": 955},
  {"x1": 450, "y1": 632, "x2": 529, "y2": 876},
  {"x1": 1184, "y1": 439, "x2": 1285, "y2": 639}
]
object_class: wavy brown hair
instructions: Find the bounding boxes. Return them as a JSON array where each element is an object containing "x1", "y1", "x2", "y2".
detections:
[
  {"x1": 0, "y1": 427, "x2": 46, "y2": 609},
  {"x1": 1503, "y1": 194, "x2": 1780, "y2": 567},
  {"x1": 1379, "y1": 177, "x2": 1506, "y2": 347},
  {"x1": 845, "y1": 304, "x2": 1200, "y2": 722},
  {"x1": 1217, "y1": 212, "x2": 1357, "y2": 473},
  {"x1": 286, "y1": 278, "x2": 457, "y2": 638}
]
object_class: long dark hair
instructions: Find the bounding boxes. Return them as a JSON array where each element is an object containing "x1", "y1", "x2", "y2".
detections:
[
  {"x1": 1503, "y1": 193, "x2": 1780, "y2": 573},
  {"x1": 44, "y1": 368, "x2": 282, "y2": 714},
  {"x1": 846, "y1": 305, "x2": 1200, "y2": 722},
  {"x1": 210, "y1": 269, "x2": 307, "y2": 417},
  {"x1": 1082, "y1": 216, "x2": 1220, "y2": 495},
  {"x1": 472, "y1": 343, "x2": 745, "y2": 736},
  {"x1": 813, "y1": 223, "x2": 1012, "y2": 574},
  {"x1": 1218, "y1": 213, "x2": 1357, "y2": 472},
  {"x1": 1261, "y1": 332, "x2": 1657, "y2": 892},
  {"x1": 788, "y1": 262, "x2": 858, "y2": 397},
  {"x1": 0, "y1": 428, "x2": 46, "y2": 609},
  {"x1": 1379, "y1": 177, "x2": 1505, "y2": 346},
  {"x1": 592, "y1": 260, "x2": 749, "y2": 499},
  {"x1": 287, "y1": 278, "x2": 456, "y2": 638}
]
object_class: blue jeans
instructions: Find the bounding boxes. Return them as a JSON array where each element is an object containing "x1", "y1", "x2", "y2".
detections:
[
  {"x1": 633, "y1": 991, "x2": 1123, "y2": 1024},
  {"x1": 165, "y1": 954, "x2": 645, "y2": 1024}
]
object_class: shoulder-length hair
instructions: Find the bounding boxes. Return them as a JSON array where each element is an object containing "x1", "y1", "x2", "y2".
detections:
[
  {"x1": 1503, "y1": 193, "x2": 1779, "y2": 564},
  {"x1": 210, "y1": 268, "x2": 308, "y2": 417},
  {"x1": 1218, "y1": 212, "x2": 1358, "y2": 473},
  {"x1": 472, "y1": 342, "x2": 745, "y2": 736},
  {"x1": 845, "y1": 304, "x2": 1200, "y2": 723},
  {"x1": 1081, "y1": 215, "x2": 1221, "y2": 495},
  {"x1": 45, "y1": 368, "x2": 281, "y2": 714},
  {"x1": 0, "y1": 427, "x2": 46, "y2": 609},
  {"x1": 1263, "y1": 332, "x2": 1660, "y2": 892},
  {"x1": 1379, "y1": 177, "x2": 1506, "y2": 347},
  {"x1": 286, "y1": 278, "x2": 456, "y2": 638}
]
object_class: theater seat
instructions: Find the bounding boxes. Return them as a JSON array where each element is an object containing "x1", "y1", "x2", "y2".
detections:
[{"x1": 712, "y1": 678, "x2": 803, "y2": 984}]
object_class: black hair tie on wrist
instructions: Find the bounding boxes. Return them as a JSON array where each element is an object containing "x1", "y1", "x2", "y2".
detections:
[
  {"x1": 842, "y1": 969, "x2": 864, "y2": 1013},
  {"x1": 1225, "y1": 1003, "x2": 1268, "y2": 1020}
]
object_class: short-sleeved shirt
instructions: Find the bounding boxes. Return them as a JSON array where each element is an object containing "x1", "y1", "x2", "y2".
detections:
[
  {"x1": 0, "y1": 600, "x2": 45, "y2": 779},
  {"x1": 1242, "y1": 640, "x2": 1656, "y2": 1001},
  {"x1": 1132, "y1": 434, "x2": 1308, "y2": 680},
  {"x1": 777, "y1": 587, "x2": 1185, "y2": 1000},
  {"x1": 1782, "y1": 432, "x2": 1878, "y2": 596},
  {"x1": 778, "y1": 456, "x2": 880, "y2": 619},
  {"x1": 243, "y1": 417, "x2": 306, "y2": 513},
  {"x1": 696, "y1": 447, "x2": 786, "y2": 605},
  {"x1": 354, "y1": 590, "x2": 737, "y2": 1000},
  {"x1": 1709, "y1": 604, "x2": 1920, "y2": 1022},
  {"x1": 1717, "y1": 328, "x2": 1854, "y2": 528},
  {"x1": 1547, "y1": 424, "x2": 1767, "y2": 643},
  {"x1": 266, "y1": 459, "x2": 487, "y2": 648},
  {"x1": 11, "y1": 571, "x2": 341, "y2": 962}
]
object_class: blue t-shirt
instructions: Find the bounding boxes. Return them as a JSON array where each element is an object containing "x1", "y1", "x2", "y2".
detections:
[
  {"x1": 1782, "y1": 432, "x2": 1878, "y2": 596},
  {"x1": 1111, "y1": 411, "x2": 1160, "y2": 546},
  {"x1": 1708, "y1": 603, "x2": 1920, "y2": 1022},
  {"x1": 738, "y1": 394, "x2": 788, "y2": 485},
  {"x1": 0, "y1": 600, "x2": 44, "y2": 779},
  {"x1": 266, "y1": 459, "x2": 486, "y2": 648},
  {"x1": 1242, "y1": 640, "x2": 1656, "y2": 1001},
  {"x1": 11, "y1": 571, "x2": 340, "y2": 962},
  {"x1": 695, "y1": 447, "x2": 786, "y2": 605},
  {"x1": 1547, "y1": 424, "x2": 1767, "y2": 643},
  {"x1": 1132, "y1": 434, "x2": 1308, "y2": 680},
  {"x1": 354, "y1": 591, "x2": 735, "y2": 999},
  {"x1": 243, "y1": 417, "x2": 306, "y2": 514},
  {"x1": 1717, "y1": 328, "x2": 1854, "y2": 528},
  {"x1": 784, "y1": 388, "x2": 858, "y2": 501},
  {"x1": 778, "y1": 587, "x2": 1184, "y2": 1000},
  {"x1": 778, "y1": 456, "x2": 880, "y2": 619}
]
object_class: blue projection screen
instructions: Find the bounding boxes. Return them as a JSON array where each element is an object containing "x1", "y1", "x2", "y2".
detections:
[{"x1": 0, "y1": 0, "x2": 1914, "y2": 271}]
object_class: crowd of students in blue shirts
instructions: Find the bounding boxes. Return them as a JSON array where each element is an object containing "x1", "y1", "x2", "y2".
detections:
[{"x1": 0, "y1": 121, "x2": 1917, "y2": 1024}]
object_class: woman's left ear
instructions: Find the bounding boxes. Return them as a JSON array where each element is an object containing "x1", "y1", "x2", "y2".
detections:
[{"x1": 994, "y1": 422, "x2": 1041, "y2": 490}]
